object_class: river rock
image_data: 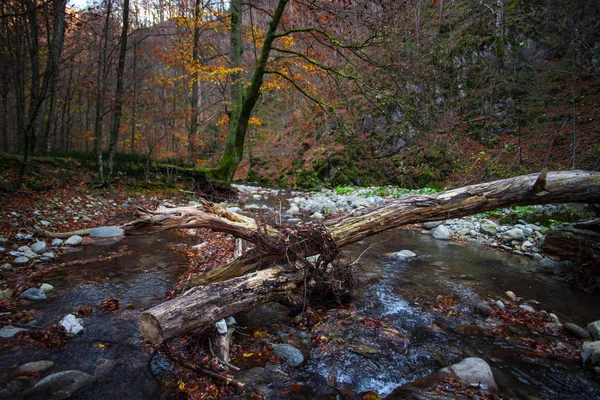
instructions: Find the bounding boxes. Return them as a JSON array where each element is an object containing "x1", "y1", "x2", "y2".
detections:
[
  {"x1": 475, "y1": 301, "x2": 494, "y2": 317},
  {"x1": 423, "y1": 221, "x2": 443, "y2": 229},
  {"x1": 502, "y1": 228, "x2": 524, "y2": 241},
  {"x1": 587, "y1": 321, "x2": 600, "y2": 340},
  {"x1": 59, "y1": 314, "x2": 84, "y2": 335},
  {"x1": 41, "y1": 252, "x2": 56, "y2": 260},
  {"x1": 439, "y1": 357, "x2": 497, "y2": 391},
  {"x1": 20, "y1": 288, "x2": 47, "y2": 301},
  {"x1": 480, "y1": 222, "x2": 498, "y2": 235},
  {"x1": 272, "y1": 344, "x2": 304, "y2": 367},
  {"x1": 287, "y1": 204, "x2": 300, "y2": 215},
  {"x1": 22, "y1": 370, "x2": 97, "y2": 399},
  {"x1": 51, "y1": 238, "x2": 64, "y2": 247},
  {"x1": 519, "y1": 305, "x2": 535, "y2": 312},
  {"x1": 31, "y1": 241, "x2": 47, "y2": 254},
  {"x1": 15, "y1": 360, "x2": 55, "y2": 375},
  {"x1": 563, "y1": 323, "x2": 591, "y2": 339},
  {"x1": 0, "y1": 289, "x2": 14, "y2": 299},
  {"x1": 64, "y1": 235, "x2": 83, "y2": 246},
  {"x1": 39, "y1": 283, "x2": 54, "y2": 293},
  {"x1": 310, "y1": 212, "x2": 324, "y2": 220},
  {"x1": 538, "y1": 258, "x2": 573, "y2": 277},
  {"x1": 582, "y1": 341, "x2": 600, "y2": 366},
  {"x1": 432, "y1": 225, "x2": 451, "y2": 240},
  {"x1": 1, "y1": 263, "x2": 12, "y2": 271},
  {"x1": 505, "y1": 291, "x2": 517, "y2": 301},
  {"x1": 0, "y1": 326, "x2": 28, "y2": 338},
  {"x1": 396, "y1": 250, "x2": 417, "y2": 259},
  {"x1": 89, "y1": 226, "x2": 124, "y2": 238},
  {"x1": 226, "y1": 207, "x2": 243, "y2": 215},
  {"x1": 14, "y1": 256, "x2": 30, "y2": 264},
  {"x1": 495, "y1": 300, "x2": 505, "y2": 310}
]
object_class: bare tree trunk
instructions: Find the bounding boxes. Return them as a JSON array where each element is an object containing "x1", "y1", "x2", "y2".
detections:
[{"x1": 107, "y1": 0, "x2": 130, "y2": 181}]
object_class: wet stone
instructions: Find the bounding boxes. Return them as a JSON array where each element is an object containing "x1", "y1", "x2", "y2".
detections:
[
  {"x1": 15, "y1": 360, "x2": 55, "y2": 375},
  {"x1": 20, "y1": 288, "x2": 47, "y2": 301},
  {"x1": 563, "y1": 322, "x2": 590, "y2": 339},
  {"x1": 0, "y1": 326, "x2": 28, "y2": 338},
  {"x1": 22, "y1": 370, "x2": 97, "y2": 400},
  {"x1": 432, "y1": 225, "x2": 451, "y2": 240},
  {"x1": 272, "y1": 344, "x2": 304, "y2": 367},
  {"x1": 582, "y1": 341, "x2": 600, "y2": 366},
  {"x1": 587, "y1": 321, "x2": 600, "y2": 340},
  {"x1": 64, "y1": 235, "x2": 83, "y2": 246},
  {"x1": 51, "y1": 238, "x2": 64, "y2": 247},
  {"x1": 1, "y1": 263, "x2": 12, "y2": 271},
  {"x1": 14, "y1": 256, "x2": 30, "y2": 264},
  {"x1": 89, "y1": 226, "x2": 124, "y2": 238},
  {"x1": 39, "y1": 283, "x2": 54, "y2": 293},
  {"x1": 31, "y1": 241, "x2": 47, "y2": 254},
  {"x1": 440, "y1": 357, "x2": 497, "y2": 391}
]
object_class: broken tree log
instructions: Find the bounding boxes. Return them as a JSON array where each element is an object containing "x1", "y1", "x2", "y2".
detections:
[
  {"x1": 138, "y1": 267, "x2": 297, "y2": 347},
  {"x1": 33, "y1": 170, "x2": 600, "y2": 345}
]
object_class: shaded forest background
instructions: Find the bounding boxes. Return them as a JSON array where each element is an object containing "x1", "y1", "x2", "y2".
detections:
[{"x1": 1, "y1": 0, "x2": 599, "y2": 190}]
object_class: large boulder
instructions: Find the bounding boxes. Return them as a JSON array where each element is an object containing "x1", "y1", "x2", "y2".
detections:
[{"x1": 439, "y1": 357, "x2": 497, "y2": 391}]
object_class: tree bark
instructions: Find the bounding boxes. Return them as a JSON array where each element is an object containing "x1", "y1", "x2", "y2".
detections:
[{"x1": 139, "y1": 268, "x2": 296, "y2": 347}]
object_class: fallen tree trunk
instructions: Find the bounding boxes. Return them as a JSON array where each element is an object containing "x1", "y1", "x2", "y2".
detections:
[
  {"x1": 139, "y1": 267, "x2": 297, "y2": 346},
  {"x1": 34, "y1": 170, "x2": 600, "y2": 345}
]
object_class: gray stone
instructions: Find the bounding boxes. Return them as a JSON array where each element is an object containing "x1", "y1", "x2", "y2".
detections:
[
  {"x1": 432, "y1": 225, "x2": 451, "y2": 240},
  {"x1": 310, "y1": 212, "x2": 324, "y2": 220},
  {"x1": 522, "y1": 228, "x2": 534, "y2": 237},
  {"x1": 14, "y1": 256, "x2": 29, "y2": 264},
  {"x1": 273, "y1": 344, "x2": 304, "y2": 367},
  {"x1": 0, "y1": 326, "x2": 28, "y2": 338},
  {"x1": 22, "y1": 370, "x2": 97, "y2": 400},
  {"x1": 20, "y1": 288, "x2": 47, "y2": 301},
  {"x1": 287, "y1": 204, "x2": 300, "y2": 215},
  {"x1": 502, "y1": 228, "x2": 524, "y2": 241},
  {"x1": 89, "y1": 226, "x2": 124, "y2": 238},
  {"x1": 532, "y1": 253, "x2": 543, "y2": 261},
  {"x1": 563, "y1": 323, "x2": 590, "y2": 339},
  {"x1": 39, "y1": 283, "x2": 54, "y2": 293},
  {"x1": 538, "y1": 258, "x2": 573, "y2": 277},
  {"x1": 93, "y1": 359, "x2": 114, "y2": 378},
  {"x1": 519, "y1": 305, "x2": 535, "y2": 312},
  {"x1": 495, "y1": 300, "x2": 505, "y2": 310},
  {"x1": 423, "y1": 221, "x2": 443, "y2": 229},
  {"x1": 0, "y1": 288, "x2": 14, "y2": 299},
  {"x1": 226, "y1": 207, "x2": 243, "y2": 215},
  {"x1": 505, "y1": 291, "x2": 517, "y2": 301},
  {"x1": 480, "y1": 223, "x2": 498, "y2": 235},
  {"x1": 15, "y1": 360, "x2": 55, "y2": 375},
  {"x1": 1, "y1": 263, "x2": 12, "y2": 271},
  {"x1": 582, "y1": 341, "x2": 600, "y2": 366},
  {"x1": 587, "y1": 321, "x2": 600, "y2": 340},
  {"x1": 475, "y1": 301, "x2": 494, "y2": 317},
  {"x1": 51, "y1": 238, "x2": 64, "y2": 247},
  {"x1": 31, "y1": 241, "x2": 47, "y2": 254},
  {"x1": 396, "y1": 250, "x2": 417, "y2": 258},
  {"x1": 439, "y1": 357, "x2": 497, "y2": 391},
  {"x1": 41, "y1": 252, "x2": 56, "y2": 260},
  {"x1": 64, "y1": 235, "x2": 83, "y2": 246}
]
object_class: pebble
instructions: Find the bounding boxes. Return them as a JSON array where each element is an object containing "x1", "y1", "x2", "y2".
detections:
[
  {"x1": 14, "y1": 256, "x2": 30, "y2": 264},
  {"x1": 39, "y1": 283, "x2": 54, "y2": 293},
  {"x1": 519, "y1": 304, "x2": 535, "y2": 312},
  {"x1": 51, "y1": 238, "x2": 64, "y2": 247},
  {"x1": 65, "y1": 235, "x2": 83, "y2": 246},
  {"x1": 505, "y1": 291, "x2": 517, "y2": 301},
  {"x1": 562, "y1": 322, "x2": 591, "y2": 339},
  {"x1": 1, "y1": 263, "x2": 12, "y2": 271}
]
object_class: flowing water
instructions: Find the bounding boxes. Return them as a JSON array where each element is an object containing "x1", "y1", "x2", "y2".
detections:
[{"x1": 1, "y1": 199, "x2": 599, "y2": 399}]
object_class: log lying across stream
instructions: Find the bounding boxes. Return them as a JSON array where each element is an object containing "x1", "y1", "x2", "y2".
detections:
[{"x1": 36, "y1": 170, "x2": 600, "y2": 346}]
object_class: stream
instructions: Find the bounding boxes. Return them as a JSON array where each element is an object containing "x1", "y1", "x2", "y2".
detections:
[{"x1": 1, "y1": 195, "x2": 599, "y2": 399}]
